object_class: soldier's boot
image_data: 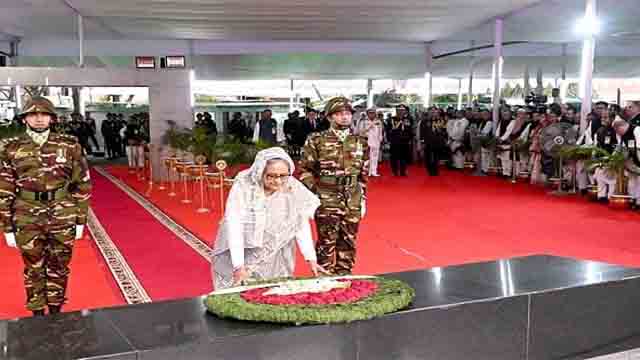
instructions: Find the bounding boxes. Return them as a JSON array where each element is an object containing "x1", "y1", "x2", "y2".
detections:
[
  {"x1": 32, "y1": 309, "x2": 45, "y2": 317},
  {"x1": 49, "y1": 305, "x2": 62, "y2": 314}
]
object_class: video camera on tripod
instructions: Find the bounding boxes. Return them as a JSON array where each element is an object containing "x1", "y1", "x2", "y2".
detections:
[{"x1": 525, "y1": 92, "x2": 548, "y2": 113}]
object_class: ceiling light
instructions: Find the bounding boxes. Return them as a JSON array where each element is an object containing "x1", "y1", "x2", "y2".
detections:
[{"x1": 575, "y1": 15, "x2": 601, "y2": 36}]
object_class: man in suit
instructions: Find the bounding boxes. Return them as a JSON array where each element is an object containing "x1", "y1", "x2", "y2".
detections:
[
  {"x1": 252, "y1": 109, "x2": 282, "y2": 145},
  {"x1": 625, "y1": 101, "x2": 640, "y2": 127},
  {"x1": 300, "y1": 108, "x2": 319, "y2": 144}
]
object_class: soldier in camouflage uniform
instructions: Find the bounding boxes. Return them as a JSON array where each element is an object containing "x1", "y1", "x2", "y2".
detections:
[
  {"x1": 0, "y1": 97, "x2": 91, "y2": 316},
  {"x1": 299, "y1": 97, "x2": 369, "y2": 275}
]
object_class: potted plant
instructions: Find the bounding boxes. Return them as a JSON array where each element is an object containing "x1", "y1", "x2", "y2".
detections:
[
  {"x1": 0, "y1": 122, "x2": 25, "y2": 140},
  {"x1": 561, "y1": 145, "x2": 609, "y2": 200},
  {"x1": 587, "y1": 149, "x2": 631, "y2": 209}
]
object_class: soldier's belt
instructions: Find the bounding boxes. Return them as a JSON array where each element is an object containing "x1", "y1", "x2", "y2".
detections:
[
  {"x1": 18, "y1": 188, "x2": 68, "y2": 202},
  {"x1": 318, "y1": 175, "x2": 358, "y2": 187}
]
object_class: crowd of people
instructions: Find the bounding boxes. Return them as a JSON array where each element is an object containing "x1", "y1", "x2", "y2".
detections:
[
  {"x1": 246, "y1": 98, "x2": 640, "y2": 208},
  {"x1": 42, "y1": 111, "x2": 150, "y2": 169},
  {"x1": 6, "y1": 94, "x2": 640, "y2": 316}
]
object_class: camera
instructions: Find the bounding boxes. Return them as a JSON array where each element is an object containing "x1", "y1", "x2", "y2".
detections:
[
  {"x1": 524, "y1": 92, "x2": 548, "y2": 113},
  {"x1": 524, "y1": 92, "x2": 548, "y2": 105}
]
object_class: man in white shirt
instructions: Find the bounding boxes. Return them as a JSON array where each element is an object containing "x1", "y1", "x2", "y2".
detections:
[
  {"x1": 364, "y1": 108, "x2": 384, "y2": 176},
  {"x1": 495, "y1": 107, "x2": 516, "y2": 177},
  {"x1": 613, "y1": 117, "x2": 640, "y2": 207},
  {"x1": 446, "y1": 110, "x2": 469, "y2": 169}
]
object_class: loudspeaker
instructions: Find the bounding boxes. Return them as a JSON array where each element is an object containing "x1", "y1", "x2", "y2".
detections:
[{"x1": 0, "y1": 56, "x2": 6, "y2": 67}]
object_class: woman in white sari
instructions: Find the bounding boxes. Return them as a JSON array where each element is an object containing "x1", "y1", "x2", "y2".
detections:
[{"x1": 212, "y1": 147, "x2": 327, "y2": 289}]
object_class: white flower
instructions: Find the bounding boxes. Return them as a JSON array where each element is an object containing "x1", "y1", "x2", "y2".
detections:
[{"x1": 263, "y1": 278, "x2": 352, "y2": 296}]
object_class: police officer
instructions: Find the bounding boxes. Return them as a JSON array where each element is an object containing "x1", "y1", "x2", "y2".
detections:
[
  {"x1": 0, "y1": 97, "x2": 91, "y2": 316},
  {"x1": 101, "y1": 113, "x2": 115, "y2": 159},
  {"x1": 299, "y1": 97, "x2": 369, "y2": 275},
  {"x1": 387, "y1": 104, "x2": 414, "y2": 176}
]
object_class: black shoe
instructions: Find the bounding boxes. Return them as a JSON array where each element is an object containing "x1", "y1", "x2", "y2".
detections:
[
  {"x1": 580, "y1": 189, "x2": 588, "y2": 196},
  {"x1": 597, "y1": 197, "x2": 609, "y2": 204},
  {"x1": 48, "y1": 305, "x2": 61, "y2": 314},
  {"x1": 32, "y1": 309, "x2": 45, "y2": 317}
]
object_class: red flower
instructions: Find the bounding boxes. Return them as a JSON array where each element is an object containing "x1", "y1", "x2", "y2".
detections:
[{"x1": 241, "y1": 280, "x2": 378, "y2": 306}]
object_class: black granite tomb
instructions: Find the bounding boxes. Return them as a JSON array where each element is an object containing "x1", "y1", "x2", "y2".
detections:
[{"x1": 2, "y1": 255, "x2": 639, "y2": 360}]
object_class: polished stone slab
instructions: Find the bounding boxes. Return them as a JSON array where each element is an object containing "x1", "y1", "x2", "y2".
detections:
[
  {"x1": 357, "y1": 296, "x2": 528, "y2": 360},
  {"x1": 1, "y1": 255, "x2": 639, "y2": 360},
  {"x1": 528, "y1": 276, "x2": 640, "y2": 360},
  {"x1": 136, "y1": 323, "x2": 359, "y2": 360},
  {"x1": 101, "y1": 297, "x2": 287, "y2": 354},
  {"x1": 0, "y1": 310, "x2": 137, "y2": 360},
  {"x1": 386, "y1": 255, "x2": 640, "y2": 310}
]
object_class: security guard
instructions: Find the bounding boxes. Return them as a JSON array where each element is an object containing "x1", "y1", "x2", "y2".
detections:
[
  {"x1": 299, "y1": 97, "x2": 369, "y2": 275},
  {"x1": 0, "y1": 97, "x2": 91, "y2": 316}
]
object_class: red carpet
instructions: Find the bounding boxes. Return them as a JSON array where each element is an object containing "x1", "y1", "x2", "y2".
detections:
[
  {"x1": 89, "y1": 168, "x2": 212, "y2": 300},
  {"x1": 107, "y1": 162, "x2": 640, "y2": 280},
  {"x1": 0, "y1": 232, "x2": 125, "y2": 319}
]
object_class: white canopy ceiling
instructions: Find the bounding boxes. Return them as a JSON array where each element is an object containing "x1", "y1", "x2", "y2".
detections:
[
  {"x1": 1, "y1": 0, "x2": 639, "y2": 79},
  {"x1": 1, "y1": 0, "x2": 542, "y2": 41}
]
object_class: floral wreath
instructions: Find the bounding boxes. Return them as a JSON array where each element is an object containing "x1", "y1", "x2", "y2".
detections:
[{"x1": 204, "y1": 276, "x2": 415, "y2": 325}]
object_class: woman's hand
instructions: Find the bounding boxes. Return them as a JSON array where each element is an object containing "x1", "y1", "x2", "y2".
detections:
[
  {"x1": 233, "y1": 266, "x2": 250, "y2": 285},
  {"x1": 308, "y1": 261, "x2": 331, "y2": 277}
]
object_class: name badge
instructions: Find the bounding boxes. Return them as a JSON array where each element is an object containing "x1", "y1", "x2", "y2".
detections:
[
  {"x1": 354, "y1": 143, "x2": 364, "y2": 156},
  {"x1": 630, "y1": 140, "x2": 636, "y2": 148},
  {"x1": 56, "y1": 148, "x2": 67, "y2": 163},
  {"x1": 605, "y1": 136, "x2": 611, "y2": 144},
  {"x1": 14, "y1": 148, "x2": 33, "y2": 159}
]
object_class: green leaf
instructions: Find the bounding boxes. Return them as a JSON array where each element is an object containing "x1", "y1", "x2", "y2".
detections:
[{"x1": 203, "y1": 277, "x2": 415, "y2": 325}]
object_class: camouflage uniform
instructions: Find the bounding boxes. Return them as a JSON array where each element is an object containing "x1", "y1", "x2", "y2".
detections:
[
  {"x1": 0, "y1": 98, "x2": 92, "y2": 312},
  {"x1": 299, "y1": 97, "x2": 369, "y2": 275}
]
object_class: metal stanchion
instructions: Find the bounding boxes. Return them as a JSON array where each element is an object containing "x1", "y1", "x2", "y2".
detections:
[
  {"x1": 157, "y1": 151, "x2": 169, "y2": 191},
  {"x1": 192, "y1": 155, "x2": 210, "y2": 213},
  {"x1": 167, "y1": 157, "x2": 179, "y2": 197},
  {"x1": 145, "y1": 145, "x2": 153, "y2": 186},
  {"x1": 215, "y1": 160, "x2": 228, "y2": 215},
  {"x1": 176, "y1": 161, "x2": 193, "y2": 204}
]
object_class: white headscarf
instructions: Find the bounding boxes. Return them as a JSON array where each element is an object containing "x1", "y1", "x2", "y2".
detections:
[
  {"x1": 247, "y1": 147, "x2": 296, "y2": 185},
  {"x1": 213, "y1": 147, "x2": 320, "y2": 255}
]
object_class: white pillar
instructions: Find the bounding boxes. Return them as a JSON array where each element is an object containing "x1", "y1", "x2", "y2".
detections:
[
  {"x1": 366, "y1": 79, "x2": 374, "y2": 109},
  {"x1": 9, "y1": 42, "x2": 21, "y2": 112},
  {"x1": 79, "y1": 87, "x2": 87, "y2": 115},
  {"x1": 14, "y1": 85, "x2": 22, "y2": 111},
  {"x1": 289, "y1": 79, "x2": 294, "y2": 111},
  {"x1": 457, "y1": 78, "x2": 463, "y2": 110},
  {"x1": 492, "y1": 18, "x2": 504, "y2": 129},
  {"x1": 535, "y1": 68, "x2": 544, "y2": 96},
  {"x1": 523, "y1": 64, "x2": 531, "y2": 98},
  {"x1": 560, "y1": 43, "x2": 569, "y2": 103},
  {"x1": 579, "y1": 0, "x2": 597, "y2": 133},
  {"x1": 467, "y1": 65, "x2": 474, "y2": 108},
  {"x1": 78, "y1": 14, "x2": 84, "y2": 67},
  {"x1": 424, "y1": 43, "x2": 433, "y2": 109},
  {"x1": 9, "y1": 41, "x2": 19, "y2": 66},
  {"x1": 467, "y1": 41, "x2": 475, "y2": 108}
]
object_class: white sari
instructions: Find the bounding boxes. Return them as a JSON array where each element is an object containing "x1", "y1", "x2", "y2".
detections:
[{"x1": 212, "y1": 147, "x2": 320, "y2": 289}]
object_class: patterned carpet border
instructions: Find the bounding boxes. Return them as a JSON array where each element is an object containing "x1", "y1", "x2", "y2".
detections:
[
  {"x1": 93, "y1": 166, "x2": 213, "y2": 263},
  {"x1": 87, "y1": 208, "x2": 152, "y2": 304}
]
